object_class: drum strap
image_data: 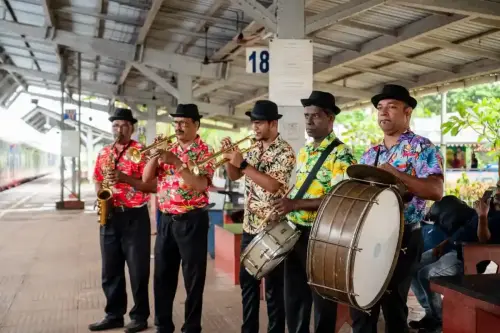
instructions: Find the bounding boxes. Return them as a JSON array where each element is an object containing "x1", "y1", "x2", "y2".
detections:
[{"x1": 293, "y1": 138, "x2": 342, "y2": 200}]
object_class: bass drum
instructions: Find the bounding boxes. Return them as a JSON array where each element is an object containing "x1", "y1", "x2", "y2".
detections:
[{"x1": 307, "y1": 178, "x2": 404, "y2": 310}]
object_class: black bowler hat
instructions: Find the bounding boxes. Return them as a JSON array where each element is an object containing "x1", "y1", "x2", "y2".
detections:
[
  {"x1": 245, "y1": 100, "x2": 282, "y2": 121},
  {"x1": 300, "y1": 91, "x2": 341, "y2": 115},
  {"x1": 108, "y1": 108, "x2": 138, "y2": 124},
  {"x1": 371, "y1": 84, "x2": 417, "y2": 109},
  {"x1": 169, "y1": 104, "x2": 203, "y2": 120}
]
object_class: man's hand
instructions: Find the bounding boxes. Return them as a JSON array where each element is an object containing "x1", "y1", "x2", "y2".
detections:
[
  {"x1": 107, "y1": 169, "x2": 124, "y2": 186},
  {"x1": 158, "y1": 150, "x2": 181, "y2": 168},
  {"x1": 432, "y1": 240, "x2": 448, "y2": 258},
  {"x1": 378, "y1": 163, "x2": 398, "y2": 175},
  {"x1": 273, "y1": 198, "x2": 296, "y2": 216},
  {"x1": 474, "y1": 198, "x2": 491, "y2": 218},
  {"x1": 222, "y1": 149, "x2": 244, "y2": 168},
  {"x1": 221, "y1": 137, "x2": 233, "y2": 150}
]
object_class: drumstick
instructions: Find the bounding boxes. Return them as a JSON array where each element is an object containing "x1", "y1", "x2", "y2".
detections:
[{"x1": 257, "y1": 186, "x2": 295, "y2": 227}]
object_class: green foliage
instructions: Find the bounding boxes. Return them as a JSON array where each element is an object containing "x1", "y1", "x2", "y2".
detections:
[
  {"x1": 445, "y1": 172, "x2": 493, "y2": 206},
  {"x1": 336, "y1": 110, "x2": 383, "y2": 160},
  {"x1": 441, "y1": 97, "x2": 500, "y2": 161}
]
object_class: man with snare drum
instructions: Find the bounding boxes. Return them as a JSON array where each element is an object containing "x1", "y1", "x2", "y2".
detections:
[
  {"x1": 222, "y1": 100, "x2": 295, "y2": 333},
  {"x1": 273, "y1": 91, "x2": 356, "y2": 333},
  {"x1": 349, "y1": 84, "x2": 444, "y2": 333}
]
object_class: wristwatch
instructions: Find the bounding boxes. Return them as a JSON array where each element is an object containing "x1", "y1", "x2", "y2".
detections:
[{"x1": 239, "y1": 159, "x2": 249, "y2": 170}]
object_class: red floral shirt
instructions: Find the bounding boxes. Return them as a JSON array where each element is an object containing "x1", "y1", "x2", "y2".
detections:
[
  {"x1": 157, "y1": 135, "x2": 214, "y2": 214},
  {"x1": 93, "y1": 140, "x2": 150, "y2": 208}
]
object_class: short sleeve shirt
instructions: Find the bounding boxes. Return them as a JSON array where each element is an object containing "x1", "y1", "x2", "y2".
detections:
[
  {"x1": 360, "y1": 130, "x2": 444, "y2": 225},
  {"x1": 157, "y1": 135, "x2": 214, "y2": 215},
  {"x1": 287, "y1": 132, "x2": 356, "y2": 226},
  {"x1": 243, "y1": 135, "x2": 296, "y2": 234},
  {"x1": 93, "y1": 140, "x2": 150, "y2": 208}
]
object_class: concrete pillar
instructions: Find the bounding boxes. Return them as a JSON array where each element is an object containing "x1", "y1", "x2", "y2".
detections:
[
  {"x1": 86, "y1": 127, "x2": 94, "y2": 183},
  {"x1": 146, "y1": 104, "x2": 157, "y2": 142},
  {"x1": 177, "y1": 74, "x2": 193, "y2": 103},
  {"x1": 270, "y1": 0, "x2": 311, "y2": 185}
]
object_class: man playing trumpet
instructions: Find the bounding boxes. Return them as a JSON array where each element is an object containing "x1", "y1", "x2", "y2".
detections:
[
  {"x1": 90, "y1": 108, "x2": 156, "y2": 333},
  {"x1": 142, "y1": 104, "x2": 214, "y2": 333},
  {"x1": 222, "y1": 100, "x2": 296, "y2": 333}
]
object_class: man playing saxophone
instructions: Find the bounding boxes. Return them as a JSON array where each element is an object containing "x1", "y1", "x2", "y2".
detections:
[{"x1": 89, "y1": 108, "x2": 156, "y2": 333}]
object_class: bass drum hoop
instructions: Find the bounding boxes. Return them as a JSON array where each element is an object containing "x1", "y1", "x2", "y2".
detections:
[{"x1": 307, "y1": 179, "x2": 405, "y2": 310}]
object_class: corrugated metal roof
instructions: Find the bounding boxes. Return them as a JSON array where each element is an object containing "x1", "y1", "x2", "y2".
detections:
[{"x1": 0, "y1": 0, "x2": 499, "y2": 125}]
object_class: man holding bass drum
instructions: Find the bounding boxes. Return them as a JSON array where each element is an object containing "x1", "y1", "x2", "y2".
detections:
[{"x1": 273, "y1": 91, "x2": 356, "y2": 333}]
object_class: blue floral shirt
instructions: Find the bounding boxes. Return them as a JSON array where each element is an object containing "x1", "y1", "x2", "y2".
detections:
[{"x1": 360, "y1": 130, "x2": 444, "y2": 225}]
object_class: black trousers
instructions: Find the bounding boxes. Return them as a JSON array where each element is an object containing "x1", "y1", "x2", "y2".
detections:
[
  {"x1": 284, "y1": 225, "x2": 338, "y2": 333},
  {"x1": 100, "y1": 205, "x2": 151, "y2": 322},
  {"x1": 350, "y1": 225, "x2": 424, "y2": 333},
  {"x1": 154, "y1": 209, "x2": 209, "y2": 333},
  {"x1": 240, "y1": 232, "x2": 286, "y2": 333}
]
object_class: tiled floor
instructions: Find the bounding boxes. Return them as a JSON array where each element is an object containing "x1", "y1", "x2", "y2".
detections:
[{"x1": 0, "y1": 175, "x2": 425, "y2": 332}]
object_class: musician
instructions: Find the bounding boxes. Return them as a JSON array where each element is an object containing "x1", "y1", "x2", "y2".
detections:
[
  {"x1": 221, "y1": 100, "x2": 295, "y2": 333},
  {"x1": 349, "y1": 84, "x2": 444, "y2": 333},
  {"x1": 273, "y1": 91, "x2": 356, "y2": 333},
  {"x1": 89, "y1": 108, "x2": 156, "y2": 333},
  {"x1": 142, "y1": 104, "x2": 214, "y2": 333}
]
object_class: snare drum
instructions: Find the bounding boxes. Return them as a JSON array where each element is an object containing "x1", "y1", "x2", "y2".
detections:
[
  {"x1": 241, "y1": 220, "x2": 301, "y2": 280},
  {"x1": 307, "y1": 177, "x2": 404, "y2": 311}
]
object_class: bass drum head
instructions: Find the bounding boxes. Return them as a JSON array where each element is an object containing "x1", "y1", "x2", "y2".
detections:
[{"x1": 351, "y1": 187, "x2": 403, "y2": 309}]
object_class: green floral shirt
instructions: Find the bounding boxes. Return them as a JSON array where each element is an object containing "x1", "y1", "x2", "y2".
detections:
[{"x1": 287, "y1": 132, "x2": 356, "y2": 226}]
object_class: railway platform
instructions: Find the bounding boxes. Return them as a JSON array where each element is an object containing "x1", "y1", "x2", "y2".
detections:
[{"x1": 0, "y1": 175, "x2": 424, "y2": 333}]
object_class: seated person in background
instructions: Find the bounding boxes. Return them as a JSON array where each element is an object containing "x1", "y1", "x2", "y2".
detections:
[{"x1": 410, "y1": 190, "x2": 500, "y2": 333}]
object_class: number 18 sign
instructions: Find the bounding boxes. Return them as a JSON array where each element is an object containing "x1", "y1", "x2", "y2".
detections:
[{"x1": 246, "y1": 47, "x2": 270, "y2": 74}]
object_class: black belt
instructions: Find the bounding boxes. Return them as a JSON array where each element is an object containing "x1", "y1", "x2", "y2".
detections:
[
  {"x1": 163, "y1": 203, "x2": 214, "y2": 222},
  {"x1": 113, "y1": 205, "x2": 146, "y2": 213}
]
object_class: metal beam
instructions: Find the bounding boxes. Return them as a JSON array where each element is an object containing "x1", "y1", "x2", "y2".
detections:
[
  {"x1": 314, "y1": 14, "x2": 468, "y2": 74},
  {"x1": 392, "y1": 0, "x2": 500, "y2": 20},
  {"x1": 229, "y1": 0, "x2": 277, "y2": 32},
  {"x1": 0, "y1": 20, "x2": 224, "y2": 80},
  {"x1": 418, "y1": 36, "x2": 500, "y2": 62},
  {"x1": 133, "y1": 64, "x2": 180, "y2": 99},
  {"x1": 118, "y1": 0, "x2": 165, "y2": 85},
  {"x1": 305, "y1": 0, "x2": 385, "y2": 35}
]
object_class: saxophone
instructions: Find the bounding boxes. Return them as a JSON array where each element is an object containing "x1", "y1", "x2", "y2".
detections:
[{"x1": 96, "y1": 135, "x2": 120, "y2": 226}]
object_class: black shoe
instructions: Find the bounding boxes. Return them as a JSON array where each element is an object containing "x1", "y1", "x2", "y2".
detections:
[
  {"x1": 124, "y1": 320, "x2": 148, "y2": 333},
  {"x1": 409, "y1": 315, "x2": 441, "y2": 330},
  {"x1": 88, "y1": 317, "x2": 124, "y2": 331}
]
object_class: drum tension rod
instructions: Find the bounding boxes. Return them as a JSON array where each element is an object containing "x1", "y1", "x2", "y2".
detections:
[
  {"x1": 328, "y1": 193, "x2": 379, "y2": 205},
  {"x1": 310, "y1": 238, "x2": 362, "y2": 252},
  {"x1": 308, "y1": 281, "x2": 359, "y2": 297}
]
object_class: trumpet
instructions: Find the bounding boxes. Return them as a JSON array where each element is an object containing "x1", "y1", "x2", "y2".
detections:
[
  {"x1": 127, "y1": 134, "x2": 176, "y2": 163},
  {"x1": 212, "y1": 144, "x2": 257, "y2": 169},
  {"x1": 191, "y1": 135, "x2": 256, "y2": 175}
]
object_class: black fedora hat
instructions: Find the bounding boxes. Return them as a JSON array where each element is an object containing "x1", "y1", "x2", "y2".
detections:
[
  {"x1": 301, "y1": 91, "x2": 341, "y2": 115},
  {"x1": 169, "y1": 104, "x2": 203, "y2": 120},
  {"x1": 245, "y1": 100, "x2": 282, "y2": 121},
  {"x1": 371, "y1": 84, "x2": 417, "y2": 109},
  {"x1": 108, "y1": 108, "x2": 138, "y2": 124}
]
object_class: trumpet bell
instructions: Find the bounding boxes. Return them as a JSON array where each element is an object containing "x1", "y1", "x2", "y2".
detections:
[{"x1": 128, "y1": 147, "x2": 142, "y2": 163}]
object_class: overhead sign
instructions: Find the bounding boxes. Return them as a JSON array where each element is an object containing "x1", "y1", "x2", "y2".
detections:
[
  {"x1": 246, "y1": 47, "x2": 270, "y2": 74},
  {"x1": 61, "y1": 130, "x2": 80, "y2": 157}
]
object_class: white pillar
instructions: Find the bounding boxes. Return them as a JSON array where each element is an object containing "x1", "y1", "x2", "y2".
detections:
[
  {"x1": 440, "y1": 92, "x2": 447, "y2": 187},
  {"x1": 86, "y1": 127, "x2": 94, "y2": 183},
  {"x1": 270, "y1": 0, "x2": 310, "y2": 185},
  {"x1": 146, "y1": 104, "x2": 157, "y2": 142},
  {"x1": 178, "y1": 74, "x2": 193, "y2": 103}
]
